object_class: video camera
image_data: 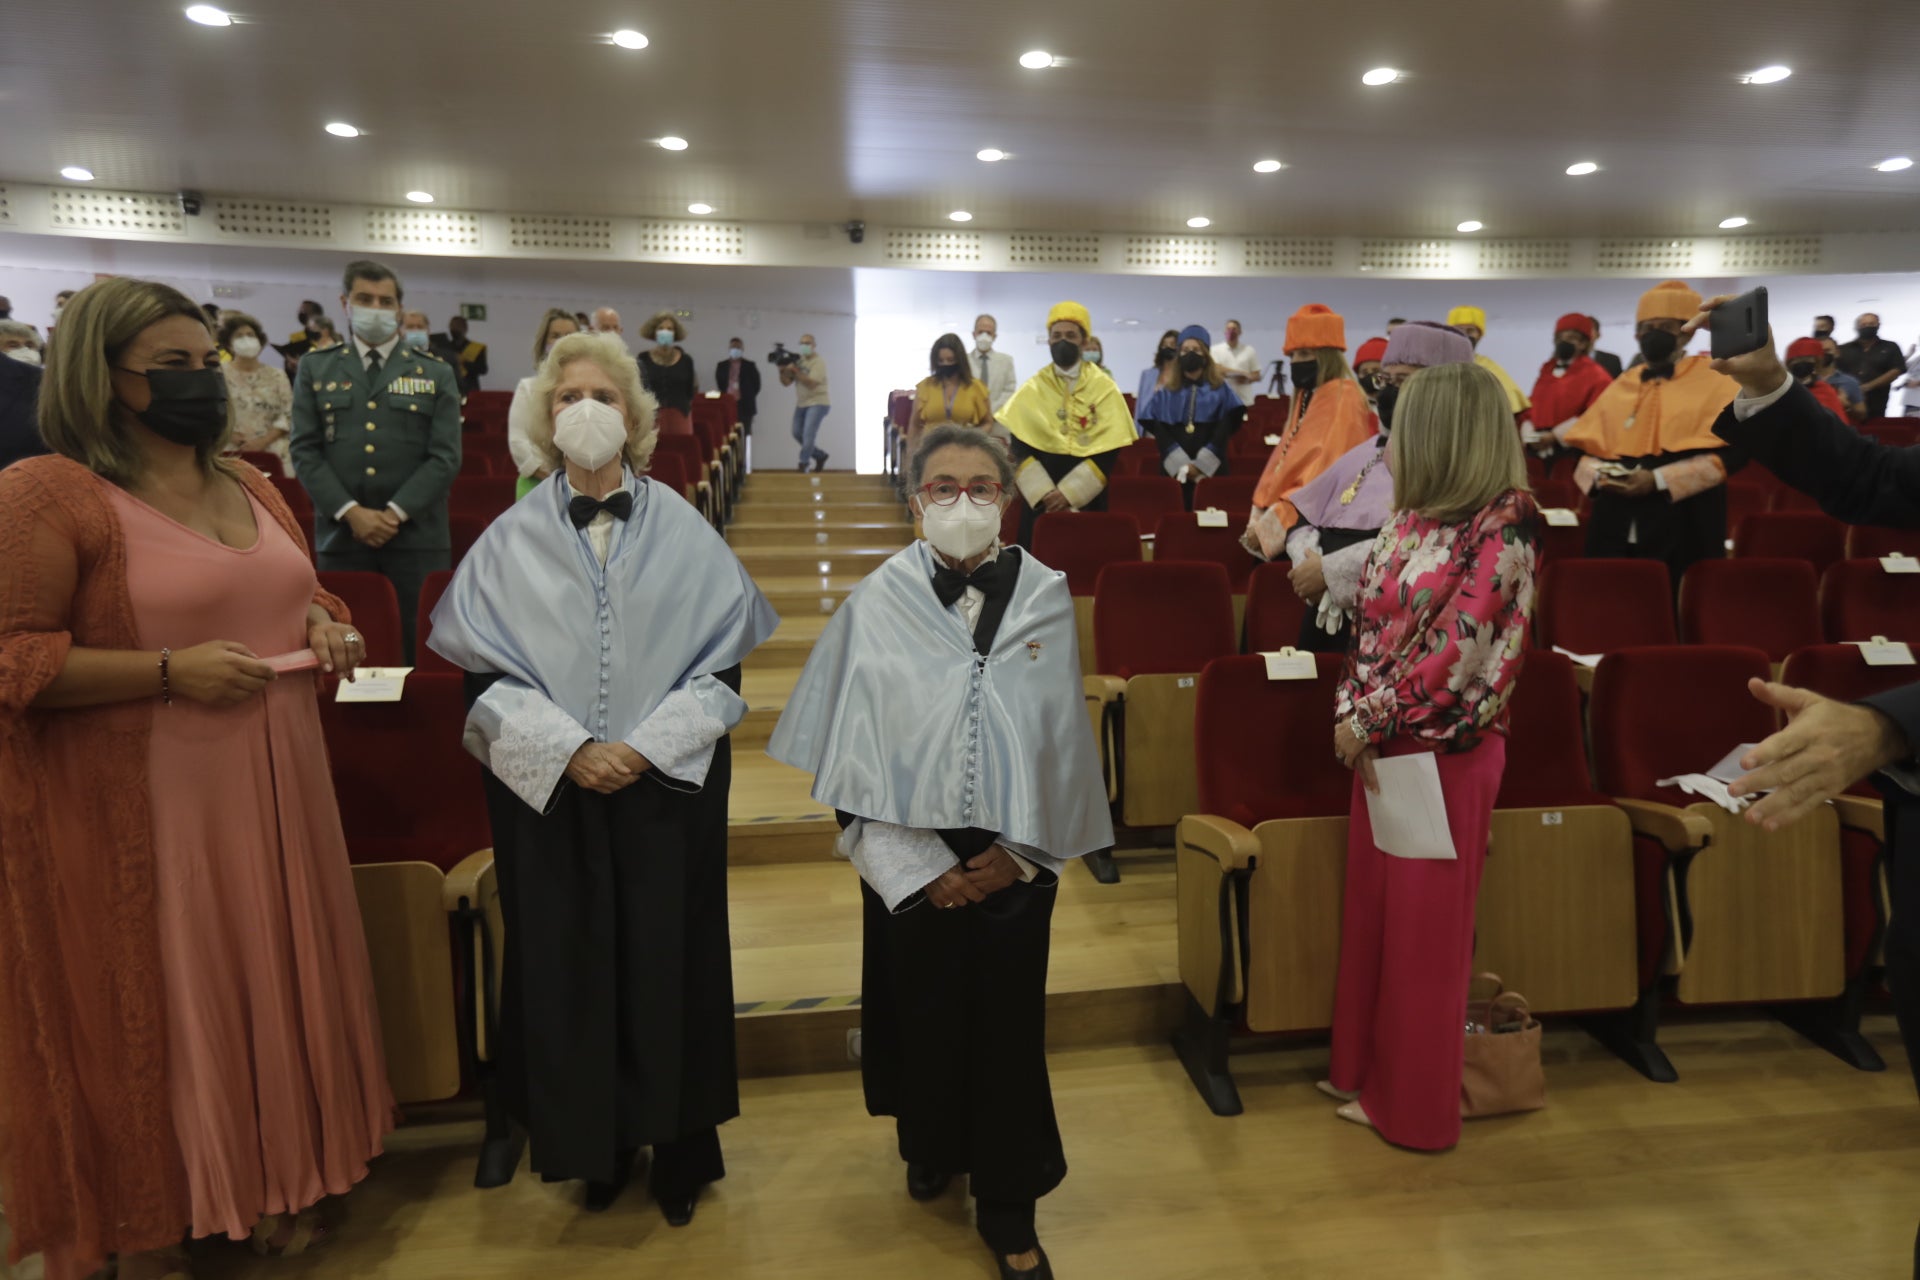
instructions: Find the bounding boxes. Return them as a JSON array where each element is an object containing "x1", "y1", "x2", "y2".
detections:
[{"x1": 768, "y1": 341, "x2": 807, "y2": 369}]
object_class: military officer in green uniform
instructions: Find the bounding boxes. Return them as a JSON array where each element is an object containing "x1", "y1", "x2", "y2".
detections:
[{"x1": 290, "y1": 258, "x2": 462, "y2": 661}]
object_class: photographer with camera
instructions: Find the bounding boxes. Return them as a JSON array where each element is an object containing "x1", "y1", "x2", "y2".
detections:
[{"x1": 778, "y1": 333, "x2": 832, "y2": 472}]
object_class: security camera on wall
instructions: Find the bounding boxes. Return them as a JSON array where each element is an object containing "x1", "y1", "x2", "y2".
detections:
[
  {"x1": 177, "y1": 190, "x2": 204, "y2": 217},
  {"x1": 845, "y1": 220, "x2": 865, "y2": 245}
]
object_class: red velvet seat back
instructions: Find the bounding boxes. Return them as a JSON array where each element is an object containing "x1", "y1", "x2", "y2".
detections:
[
  {"x1": 1093, "y1": 561, "x2": 1235, "y2": 678},
  {"x1": 447, "y1": 476, "x2": 514, "y2": 521},
  {"x1": 449, "y1": 513, "x2": 488, "y2": 566},
  {"x1": 1495, "y1": 651, "x2": 1606, "y2": 808},
  {"x1": 1030, "y1": 512, "x2": 1141, "y2": 596},
  {"x1": 1111, "y1": 439, "x2": 1163, "y2": 478},
  {"x1": 1590, "y1": 646, "x2": 1774, "y2": 804},
  {"x1": 319, "y1": 673, "x2": 490, "y2": 870},
  {"x1": 1195, "y1": 653, "x2": 1352, "y2": 826},
  {"x1": 1846, "y1": 526, "x2": 1920, "y2": 560},
  {"x1": 888, "y1": 390, "x2": 913, "y2": 432},
  {"x1": 1534, "y1": 559, "x2": 1675, "y2": 654},
  {"x1": 1243, "y1": 561, "x2": 1309, "y2": 653},
  {"x1": 1107, "y1": 474, "x2": 1184, "y2": 522},
  {"x1": 1679, "y1": 558, "x2": 1821, "y2": 661},
  {"x1": 652, "y1": 433, "x2": 707, "y2": 485},
  {"x1": 1821, "y1": 560, "x2": 1920, "y2": 644},
  {"x1": 1153, "y1": 514, "x2": 1258, "y2": 592},
  {"x1": 693, "y1": 395, "x2": 737, "y2": 433},
  {"x1": 1192, "y1": 475, "x2": 1259, "y2": 523},
  {"x1": 1733, "y1": 511, "x2": 1847, "y2": 577},
  {"x1": 1782, "y1": 642, "x2": 1918, "y2": 706},
  {"x1": 316, "y1": 571, "x2": 403, "y2": 667},
  {"x1": 414, "y1": 570, "x2": 459, "y2": 674}
]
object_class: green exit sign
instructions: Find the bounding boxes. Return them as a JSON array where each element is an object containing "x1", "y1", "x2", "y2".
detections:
[{"x1": 459, "y1": 303, "x2": 487, "y2": 322}]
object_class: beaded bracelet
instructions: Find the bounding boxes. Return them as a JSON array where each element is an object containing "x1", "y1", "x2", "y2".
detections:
[{"x1": 159, "y1": 647, "x2": 172, "y2": 706}]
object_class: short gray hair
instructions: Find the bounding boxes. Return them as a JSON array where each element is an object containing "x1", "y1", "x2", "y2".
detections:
[
  {"x1": 909, "y1": 424, "x2": 1013, "y2": 492},
  {"x1": 0, "y1": 319, "x2": 40, "y2": 347}
]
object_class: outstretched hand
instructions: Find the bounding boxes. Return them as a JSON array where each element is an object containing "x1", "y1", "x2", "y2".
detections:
[{"x1": 1728, "y1": 678, "x2": 1909, "y2": 829}]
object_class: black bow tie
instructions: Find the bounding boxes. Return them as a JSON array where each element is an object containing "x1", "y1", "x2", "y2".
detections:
[
  {"x1": 932, "y1": 558, "x2": 1003, "y2": 608},
  {"x1": 1641, "y1": 363, "x2": 1675, "y2": 382},
  {"x1": 569, "y1": 490, "x2": 634, "y2": 529}
]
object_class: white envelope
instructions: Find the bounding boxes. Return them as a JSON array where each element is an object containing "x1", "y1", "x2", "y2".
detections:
[{"x1": 1364, "y1": 753, "x2": 1457, "y2": 860}]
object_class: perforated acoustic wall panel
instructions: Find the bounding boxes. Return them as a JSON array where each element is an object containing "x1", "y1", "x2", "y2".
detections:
[
  {"x1": 508, "y1": 215, "x2": 614, "y2": 254},
  {"x1": 366, "y1": 207, "x2": 482, "y2": 250},
  {"x1": 214, "y1": 199, "x2": 334, "y2": 242},
  {"x1": 884, "y1": 230, "x2": 983, "y2": 265},
  {"x1": 638, "y1": 220, "x2": 745, "y2": 259},
  {"x1": 1244, "y1": 238, "x2": 1336, "y2": 271},
  {"x1": 47, "y1": 189, "x2": 185, "y2": 236},
  {"x1": 1, "y1": 182, "x2": 1915, "y2": 277},
  {"x1": 1008, "y1": 232, "x2": 1102, "y2": 267}
]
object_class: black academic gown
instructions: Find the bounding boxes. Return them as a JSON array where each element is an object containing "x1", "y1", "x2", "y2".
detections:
[
  {"x1": 471, "y1": 666, "x2": 742, "y2": 1192},
  {"x1": 1582, "y1": 443, "x2": 1740, "y2": 596},
  {"x1": 843, "y1": 550, "x2": 1069, "y2": 1208},
  {"x1": 1008, "y1": 439, "x2": 1121, "y2": 549}
]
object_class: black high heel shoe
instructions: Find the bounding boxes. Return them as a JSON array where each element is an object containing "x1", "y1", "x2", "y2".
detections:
[
  {"x1": 996, "y1": 1245, "x2": 1053, "y2": 1279},
  {"x1": 656, "y1": 1185, "x2": 699, "y2": 1227},
  {"x1": 906, "y1": 1163, "x2": 951, "y2": 1202},
  {"x1": 582, "y1": 1148, "x2": 637, "y2": 1212}
]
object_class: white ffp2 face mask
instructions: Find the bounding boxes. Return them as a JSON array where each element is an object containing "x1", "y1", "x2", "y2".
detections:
[
  {"x1": 920, "y1": 498, "x2": 1001, "y2": 561},
  {"x1": 229, "y1": 336, "x2": 263, "y2": 359},
  {"x1": 974, "y1": 332, "x2": 994, "y2": 351},
  {"x1": 4, "y1": 346, "x2": 41, "y2": 366},
  {"x1": 552, "y1": 397, "x2": 628, "y2": 470}
]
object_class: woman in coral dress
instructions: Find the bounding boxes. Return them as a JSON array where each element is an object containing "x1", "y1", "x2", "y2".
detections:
[
  {"x1": 0, "y1": 279, "x2": 391, "y2": 1280},
  {"x1": 1327, "y1": 361, "x2": 1540, "y2": 1152}
]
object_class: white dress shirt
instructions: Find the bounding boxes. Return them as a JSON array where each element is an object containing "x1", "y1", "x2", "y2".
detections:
[
  {"x1": 336, "y1": 330, "x2": 411, "y2": 522},
  {"x1": 1211, "y1": 339, "x2": 1263, "y2": 407}
]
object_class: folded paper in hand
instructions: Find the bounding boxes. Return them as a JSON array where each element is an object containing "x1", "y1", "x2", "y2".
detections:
[
  {"x1": 1363, "y1": 753, "x2": 1457, "y2": 860},
  {"x1": 1656, "y1": 743, "x2": 1763, "y2": 815}
]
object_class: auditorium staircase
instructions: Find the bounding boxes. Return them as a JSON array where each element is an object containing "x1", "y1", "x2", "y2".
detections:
[{"x1": 724, "y1": 471, "x2": 1177, "y2": 1078}]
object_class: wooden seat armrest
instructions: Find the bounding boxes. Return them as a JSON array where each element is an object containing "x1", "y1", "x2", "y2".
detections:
[
  {"x1": 1177, "y1": 814, "x2": 1259, "y2": 872},
  {"x1": 1831, "y1": 794, "x2": 1884, "y2": 842},
  {"x1": 1614, "y1": 799, "x2": 1711, "y2": 853},
  {"x1": 442, "y1": 847, "x2": 497, "y2": 913},
  {"x1": 1084, "y1": 675, "x2": 1126, "y2": 704}
]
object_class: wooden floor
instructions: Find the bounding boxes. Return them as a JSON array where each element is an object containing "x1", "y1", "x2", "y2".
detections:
[{"x1": 173, "y1": 1018, "x2": 1920, "y2": 1280}]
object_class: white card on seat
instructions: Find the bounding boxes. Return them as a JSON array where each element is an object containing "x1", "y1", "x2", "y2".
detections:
[
  {"x1": 1197, "y1": 508, "x2": 1229, "y2": 528},
  {"x1": 1882, "y1": 554, "x2": 1920, "y2": 575},
  {"x1": 1857, "y1": 636, "x2": 1917, "y2": 666},
  {"x1": 1542, "y1": 508, "x2": 1580, "y2": 527},
  {"x1": 1260, "y1": 648, "x2": 1316, "y2": 681}
]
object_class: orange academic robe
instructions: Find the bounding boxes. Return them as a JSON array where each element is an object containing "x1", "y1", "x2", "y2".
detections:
[{"x1": 1248, "y1": 377, "x2": 1376, "y2": 559}]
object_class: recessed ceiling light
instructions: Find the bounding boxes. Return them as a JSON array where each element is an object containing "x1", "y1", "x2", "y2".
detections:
[
  {"x1": 948, "y1": 210, "x2": 974, "y2": 222},
  {"x1": 324, "y1": 122, "x2": 361, "y2": 138},
  {"x1": 976, "y1": 148, "x2": 1007, "y2": 162},
  {"x1": 1875, "y1": 156, "x2": 1914, "y2": 173},
  {"x1": 1565, "y1": 161, "x2": 1600, "y2": 176},
  {"x1": 610, "y1": 29, "x2": 648, "y2": 49},
  {"x1": 1456, "y1": 220, "x2": 1483, "y2": 233},
  {"x1": 1361, "y1": 67, "x2": 1400, "y2": 86},
  {"x1": 1019, "y1": 50, "x2": 1054, "y2": 70},
  {"x1": 59, "y1": 166, "x2": 95, "y2": 182},
  {"x1": 1253, "y1": 159, "x2": 1284, "y2": 174},
  {"x1": 1187, "y1": 216, "x2": 1212, "y2": 229},
  {"x1": 184, "y1": 5, "x2": 232, "y2": 25},
  {"x1": 687, "y1": 202, "x2": 714, "y2": 215},
  {"x1": 1718, "y1": 216, "x2": 1749, "y2": 229},
  {"x1": 406, "y1": 191, "x2": 434, "y2": 204},
  {"x1": 657, "y1": 135, "x2": 689, "y2": 151},
  {"x1": 1743, "y1": 65, "x2": 1791, "y2": 84}
]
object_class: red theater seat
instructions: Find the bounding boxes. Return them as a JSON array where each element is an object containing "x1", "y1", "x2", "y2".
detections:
[
  {"x1": 1107, "y1": 474, "x2": 1184, "y2": 526},
  {"x1": 1534, "y1": 559, "x2": 1675, "y2": 656},
  {"x1": 316, "y1": 571, "x2": 404, "y2": 667},
  {"x1": 415, "y1": 570, "x2": 459, "y2": 674},
  {"x1": 1243, "y1": 561, "x2": 1310, "y2": 652},
  {"x1": 1734, "y1": 511, "x2": 1847, "y2": 577},
  {"x1": 1031, "y1": 512, "x2": 1142, "y2": 596},
  {"x1": 1153, "y1": 514, "x2": 1258, "y2": 592},
  {"x1": 1093, "y1": 561, "x2": 1235, "y2": 678},
  {"x1": 1192, "y1": 474, "x2": 1259, "y2": 524},
  {"x1": 1679, "y1": 559, "x2": 1821, "y2": 662},
  {"x1": 1821, "y1": 560, "x2": 1920, "y2": 644}
]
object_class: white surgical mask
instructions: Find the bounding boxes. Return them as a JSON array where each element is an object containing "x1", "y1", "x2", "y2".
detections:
[
  {"x1": 350, "y1": 305, "x2": 399, "y2": 345},
  {"x1": 402, "y1": 330, "x2": 430, "y2": 350},
  {"x1": 974, "y1": 332, "x2": 994, "y2": 351},
  {"x1": 798, "y1": 342, "x2": 814, "y2": 356},
  {"x1": 921, "y1": 499, "x2": 1001, "y2": 562},
  {"x1": 728, "y1": 346, "x2": 743, "y2": 359},
  {"x1": 230, "y1": 335, "x2": 262, "y2": 359},
  {"x1": 4, "y1": 346, "x2": 41, "y2": 366},
  {"x1": 656, "y1": 328, "x2": 676, "y2": 346},
  {"x1": 552, "y1": 397, "x2": 628, "y2": 470}
]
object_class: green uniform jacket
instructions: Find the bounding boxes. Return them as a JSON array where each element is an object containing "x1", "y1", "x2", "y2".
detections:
[{"x1": 290, "y1": 342, "x2": 463, "y2": 553}]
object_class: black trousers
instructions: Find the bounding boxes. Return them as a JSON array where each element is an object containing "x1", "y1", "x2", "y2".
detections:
[
  {"x1": 317, "y1": 543, "x2": 448, "y2": 663},
  {"x1": 977, "y1": 1197, "x2": 1039, "y2": 1256}
]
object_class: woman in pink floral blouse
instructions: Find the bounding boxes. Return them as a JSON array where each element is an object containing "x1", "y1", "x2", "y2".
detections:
[{"x1": 1324, "y1": 360, "x2": 1540, "y2": 1151}]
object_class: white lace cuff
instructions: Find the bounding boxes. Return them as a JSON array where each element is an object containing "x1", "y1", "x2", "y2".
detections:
[
  {"x1": 463, "y1": 679, "x2": 592, "y2": 813},
  {"x1": 624, "y1": 675, "x2": 746, "y2": 790}
]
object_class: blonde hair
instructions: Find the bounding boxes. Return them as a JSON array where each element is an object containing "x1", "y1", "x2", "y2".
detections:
[
  {"x1": 643, "y1": 311, "x2": 686, "y2": 343},
  {"x1": 1312, "y1": 348, "x2": 1352, "y2": 388},
  {"x1": 1388, "y1": 362, "x2": 1529, "y2": 523},
  {"x1": 39, "y1": 277, "x2": 232, "y2": 483},
  {"x1": 524, "y1": 332, "x2": 659, "y2": 474},
  {"x1": 531, "y1": 307, "x2": 579, "y2": 364}
]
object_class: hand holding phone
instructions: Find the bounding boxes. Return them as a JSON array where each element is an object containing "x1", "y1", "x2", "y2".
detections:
[{"x1": 1709, "y1": 286, "x2": 1769, "y2": 360}]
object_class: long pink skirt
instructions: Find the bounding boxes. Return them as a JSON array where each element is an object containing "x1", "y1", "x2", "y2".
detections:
[{"x1": 1327, "y1": 734, "x2": 1505, "y2": 1151}]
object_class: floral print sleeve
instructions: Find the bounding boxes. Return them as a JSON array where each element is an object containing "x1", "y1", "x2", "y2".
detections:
[{"x1": 1336, "y1": 490, "x2": 1540, "y2": 752}]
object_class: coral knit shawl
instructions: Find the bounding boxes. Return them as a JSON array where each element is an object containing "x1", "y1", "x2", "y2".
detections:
[{"x1": 0, "y1": 455, "x2": 347, "y2": 1267}]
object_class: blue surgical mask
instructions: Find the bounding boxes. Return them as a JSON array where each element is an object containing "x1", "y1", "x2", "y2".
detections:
[
  {"x1": 656, "y1": 328, "x2": 676, "y2": 346},
  {"x1": 350, "y1": 305, "x2": 399, "y2": 345},
  {"x1": 799, "y1": 342, "x2": 814, "y2": 356},
  {"x1": 402, "y1": 329, "x2": 430, "y2": 350},
  {"x1": 728, "y1": 346, "x2": 743, "y2": 359},
  {"x1": 1085, "y1": 349, "x2": 1103, "y2": 365}
]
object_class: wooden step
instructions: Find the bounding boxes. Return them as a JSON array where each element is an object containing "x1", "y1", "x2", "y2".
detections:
[
  {"x1": 732, "y1": 502, "x2": 906, "y2": 525},
  {"x1": 734, "y1": 546, "x2": 898, "y2": 580},
  {"x1": 727, "y1": 817, "x2": 840, "y2": 868},
  {"x1": 728, "y1": 753, "x2": 832, "y2": 825},
  {"x1": 728, "y1": 523, "x2": 915, "y2": 551},
  {"x1": 745, "y1": 473, "x2": 900, "y2": 498},
  {"x1": 752, "y1": 576, "x2": 867, "y2": 616}
]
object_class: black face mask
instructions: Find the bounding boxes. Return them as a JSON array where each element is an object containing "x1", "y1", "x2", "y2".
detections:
[
  {"x1": 1374, "y1": 382, "x2": 1399, "y2": 432},
  {"x1": 119, "y1": 366, "x2": 229, "y2": 446},
  {"x1": 1178, "y1": 350, "x2": 1208, "y2": 375},
  {"x1": 935, "y1": 363, "x2": 960, "y2": 379},
  {"x1": 1858, "y1": 325, "x2": 1881, "y2": 342},
  {"x1": 1788, "y1": 360, "x2": 1817, "y2": 380},
  {"x1": 1637, "y1": 328, "x2": 1680, "y2": 364},
  {"x1": 1154, "y1": 346, "x2": 1175, "y2": 366},
  {"x1": 1553, "y1": 340, "x2": 1578, "y2": 362},
  {"x1": 1050, "y1": 338, "x2": 1080, "y2": 369},
  {"x1": 1289, "y1": 360, "x2": 1319, "y2": 392},
  {"x1": 1813, "y1": 327, "x2": 1833, "y2": 340},
  {"x1": 1356, "y1": 371, "x2": 1380, "y2": 394}
]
